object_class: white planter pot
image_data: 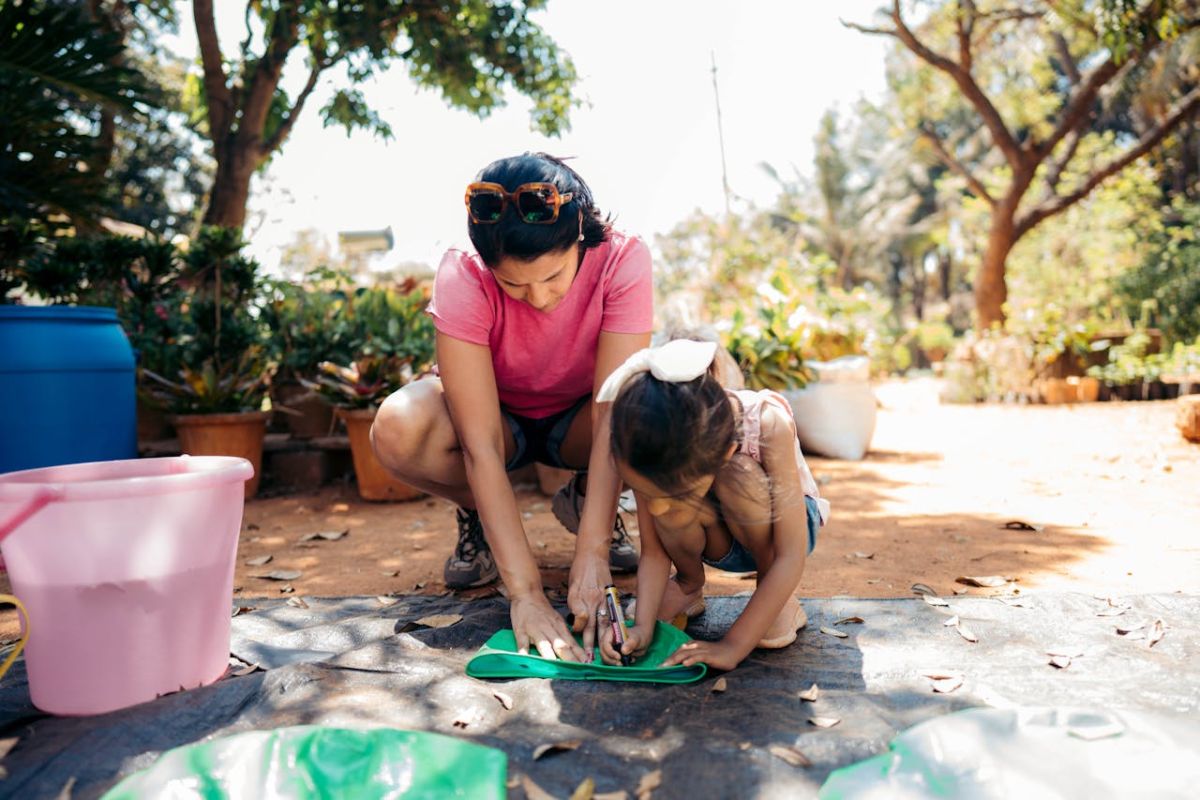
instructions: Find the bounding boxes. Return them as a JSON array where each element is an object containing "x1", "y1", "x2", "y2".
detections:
[{"x1": 782, "y1": 356, "x2": 877, "y2": 461}]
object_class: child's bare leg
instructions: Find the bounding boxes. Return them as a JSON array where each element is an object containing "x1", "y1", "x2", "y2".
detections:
[
  {"x1": 715, "y1": 454, "x2": 807, "y2": 647},
  {"x1": 652, "y1": 508, "x2": 716, "y2": 620}
]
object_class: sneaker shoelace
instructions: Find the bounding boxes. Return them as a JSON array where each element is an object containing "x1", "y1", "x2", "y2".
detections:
[
  {"x1": 611, "y1": 513, "x2": 633, "y2": 547},
  {"x1": 454, "y1": 510, "x2": 487, "y2": 562}
]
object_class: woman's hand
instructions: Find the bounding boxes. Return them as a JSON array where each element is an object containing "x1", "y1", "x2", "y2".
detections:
[
  {"x1": 567, "y1": 546, "x2": 612, "y2": 661},
  {"x1": 510, "y1": 591, "x2": 584, "y2": 662},
  {"x1": 598, "y1": 620, "x2": 653, "y2": 666},
  {"x1": 661, "y1": 638, "x2": 747, "y2": 672}
]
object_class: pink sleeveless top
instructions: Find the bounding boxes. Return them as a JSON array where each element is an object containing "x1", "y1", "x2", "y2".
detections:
[{"x1": 731, "y1": 389, "x2": 830, "y2": 524}]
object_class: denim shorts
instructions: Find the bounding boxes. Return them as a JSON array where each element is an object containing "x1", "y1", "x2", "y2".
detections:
[
  {"x1": 702, "y1": 495, "x2": 822, "y2": 573},
  {"x1": 501, "y1": 395, "x2": 590, "y2": 472}
]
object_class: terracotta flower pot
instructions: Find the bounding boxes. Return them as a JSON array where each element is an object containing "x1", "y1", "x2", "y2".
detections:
[
  {"x1": 1074, "y1": 376, "x2": 1100, "y2": 403},
  {"x1": 340, "y1": 407, "x2": 424, "y2": 502},
  {"x1": 273, "y1": 381, "x2": 335, "y2": 439},
  {"x1": 170, "y1": 411, "x2": 268, "y2": 498}
]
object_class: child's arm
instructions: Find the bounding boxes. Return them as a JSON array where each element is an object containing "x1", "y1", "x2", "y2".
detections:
[{"x1": 598, "y1": 491, "x2": 671, "y2": 665}]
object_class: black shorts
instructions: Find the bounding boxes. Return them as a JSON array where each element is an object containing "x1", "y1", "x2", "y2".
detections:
[{"x1": 501, "y1": 395, "x2": 590, "y2": 472}]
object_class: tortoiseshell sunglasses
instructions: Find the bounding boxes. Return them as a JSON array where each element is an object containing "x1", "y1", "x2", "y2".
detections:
[{"x1": 464, "y1": 181, "x2": 575, "y2": 224}]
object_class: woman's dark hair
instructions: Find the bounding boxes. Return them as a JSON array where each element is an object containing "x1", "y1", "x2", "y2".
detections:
[
  {"x1": 468, "y1": 152, "x2": 612, "y2": 266},
  {"x1": 610, "y1": 368, "x2": 738, "y2": 495}
]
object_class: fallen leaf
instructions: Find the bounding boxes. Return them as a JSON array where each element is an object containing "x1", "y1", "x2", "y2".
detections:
[
  {"x1": 852, "y1": 551, "x2": 874, "y2": 559},
  {"x1": 931, "y1": 675, "x2": 963, "y2": 693},
  {"x1": 506, "y1": 775, "x2": 521, "y2": 791},
  {"x1": 331, "y1": 503, "x2": 350, "y2": 512},
  {"x1": 1001, "y1": 520, "x2": 1044, "y2": 532},
  {"x1": 569, "y1": 778, "x2": 596, "y2": 800},
  {"x1": 955, "y1": 622, "x2": 978, "y2": 643},
  {"x1": 1096, "y1": 605, "x2": 1129, "y2": 617},
  {"x1": 952, "y1": 588, "x2": 968, "y2": 595},
  {"x1": 492, "y1": 690, "x2": 513, "y2": 710},
  {"x1": 286, "y1": 597, "x2": 309, "y2": 609},
  {"x1": 244, "y1": 554, "x2": 273, "y2": 567},
  {"x1": 376, "y1": 596, "x2": 398, "y2": 607},
  {"x1": 1049, "y1": 655, "x2": 1072, "y2": 669},
  {"x1": 380, "y1": 570, "x2": 400, "y2": 578},
  {"x1": 229, "y1": 662, "x2": 260, "y2": 677},
  {"x1": 636, "y1": 769, "x2": 662, "y2": 800},
  {"x1": 712, "y1": 677, "x2": 728, "y2": 693},
  {"x1": 280, "y1": 585, "x2": 294, "y2": 594},
  {"x1": 865, "y1": 578, "x2": 881, "y2": 585},
  {"x1": 1146, "y1": 619, "x2": 1165, "y2": 648},
  {"x1": 943, "y1": 615, "x2": 960, "y2": 627},
  {"x1": 594, "y1": 791, "x2": 628, "y2": 800},
  {"x1": 769, "y1": 744, "x2": 812, "y2": 767},
  {"x1": 808, "y1": 716, "x2": 841, "y2": 728},
  {"x1": 231, "y1": 605, "x2": 256, "y2": 618},
  {"x1": 414, "y1": 613, "x2": 462, "y2": 629},
  {"x1": 956, "y1": 576, "x2": 1009, "y2": 588},
  {"x1": 55, "y1": 776, "x2": 76, "y2": 800},
  {"x1": 819, "y1": 626, "x2": 848, "y2": 639},
  {"x1": 1047, "y1": 646, "x2": 1085, "y2": 658},
  {"x1": 533, "y1": 739, "x2": 582, "y2": 760},
  {"x1": 0, "y1": 736, "x2": 19, "y2": 761},
  {"x1": 521, "y1": 774, "x2": 558, "y2": 800},
  {"x1": 413, "y1": 581, "x2": 427, "y2": 590},
  {"x1": 833, "y1": 616, "x2": 865, "y2": 626},
  {"x1": 798, "y1": 683, "x2": 819, "y2": 702},
  {"x1": 911, "y1": 583, "x2": 938, "y2": 597},
  {"x1": 257, "y1": 570, "x2": 302, "y2": 581},
  {"x1": 922, "y1": 595, "x2": 950, "y2": 608},
  {"x1": 998, "y1": 597, "x2": 1028, "y2": 608},
  {"x1": 1116, "y1": 621, "x2": 1146, "y2": 636},
  {"x1": 299, "y1": 529, "x2": 348, "y2": 542}
]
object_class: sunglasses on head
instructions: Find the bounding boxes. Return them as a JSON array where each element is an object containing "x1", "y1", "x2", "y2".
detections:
[{"x1": 464, "y1": 181, "x2": 575, "y2": 225}]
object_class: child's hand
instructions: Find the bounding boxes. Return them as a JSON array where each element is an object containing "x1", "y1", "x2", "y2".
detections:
[
  {"x1": 661, "y1": 638, "x2": 745, "y2": 671},
  {"x1": 598, "y1": 622, "x2": 652, "y2": 666}
]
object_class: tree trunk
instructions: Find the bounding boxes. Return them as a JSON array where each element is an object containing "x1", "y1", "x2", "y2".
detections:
[
  {"x1": 976, "y1": 208, "x2": 1016, "y2": 329},
  {"x1": 202, "y1": 141, "x2": 257, "y2": 230}
]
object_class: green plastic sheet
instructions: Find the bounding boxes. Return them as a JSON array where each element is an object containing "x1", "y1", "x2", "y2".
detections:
[
  {"x1": 466, "y1": 620, "x2": 707, "y2": 683},
  {"x1": 102, "y1": 726, "x2": 507, "y2": 799}
]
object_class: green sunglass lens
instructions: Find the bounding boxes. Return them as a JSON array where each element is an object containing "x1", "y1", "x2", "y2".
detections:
[
  {"x1": 517, "y1": 189, "x2": 555, "y2": 222},
  {"x1": 469, "y1": 192, "x2": 504, "y2": 222}
]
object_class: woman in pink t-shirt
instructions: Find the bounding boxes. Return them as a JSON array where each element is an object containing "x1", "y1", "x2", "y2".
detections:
[{"x1": 371, "y1": 153, "x2": 653, "y2": 662}]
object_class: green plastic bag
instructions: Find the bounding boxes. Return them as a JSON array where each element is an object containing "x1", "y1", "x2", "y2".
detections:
[
  {"x1": 466, "y1": 620, "x2": 707, "y2": 683},
  {"x1": 102, "y1": 726, "x2": 507, "y2": 799}
]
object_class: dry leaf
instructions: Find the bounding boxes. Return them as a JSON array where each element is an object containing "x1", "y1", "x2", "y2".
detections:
[
  {"x1": 955, "y1": 622, "x2": 978, "y2": 643},
  {"x1": 492, "y1": 690, "x2": 513, "y2": 710},
  {"x1": 413, "y1": 581, "x2": 427, "y2": 590},
  {"x1": 952, "y1": 588, "x2": 968, "y2": 595},
  {"x1": 56, "y1": 776, "x2": 76, "y2": 800},
  {"x1": 808, "y1": 716, "x2": 841, "y2": 728},
  {"x1": 712, "y1": 677, "x2": 728, "y2": 693},
  {"x1": 943, "y1": 615, "x2": 960, "y2": 627},
  {"x1": 229, "y1": 662, "x2": 260, "y2": 677},
  {"x1": 1116, "y1": 621, "x2": 1146, "y2": 636},
  {"x1": 532, "y1": 739, "x2": 583, "y2": 760},
  {"x1": 1047, "y1": 646, "x2": 1084, "y2": 658},
  {"x1": 931, "y1": 675, "x2": 963, "y2": 693},
  {"x1": 1096, "y1": 605, "x2": 1129, "y2": 617},
  {"x1": 865, "y1": 578, "x2": 881, "y2": 585},
  {"x1": 376, "y1": 596, "x2": 398, "y2": 607},
  {"x1": 380, "y1": 570, "x2": 400, "y2": 578},
  {"x1": 769, "y1": 744, "x2": 812, "y2": 767},
  {"x1": 819, "y1": 626, "x2": 848, "y2": 639},
  {"x1": 798, "y1": 683, "x2": 819, "y2": 702},
  {"x1": 286, "y1": 597, "x2": 309, "y2": 609},
  {"x1": 636, "y1": 769, "x2": 662, "y2": 800},
  {"x1": 911, "y1": 583, "x2": 938, "y2": 597},
  {"x1": 998, "y1": 597, "x2": 1028, "y2": 608},
  {"x1": 244, "y1": 554, "x2": 273, "y2": 567},
  {"x1": 521, "y1": 774, "x2": 558, "y2": 800},
  {"x1": 0, "y1": 736, "x2": 19, "y2": 761},
  {"x1": 257, "y1": 570, "x2": 302, "y2": 581},
  {"x1": 414, "y1": 613, "x2": 462, "y2": 628},
  {"x1": 280, "y1": 585, "x2": 295, "y2": 594},
  {"x1": 833, "y1": 616, "x2": 864, "y2": 626},
  {"x1": 922, "y1": 595, "x2": 950, "y2": 608},
  {"x1": 231, "y1": 605, "x2": 255, "y2": 618},
  {"x1": 506, "y1": 775, "x2": 521, "y2": 791},
  {"x1": 594, "y1": 792, "x2": 628, "y2": 800},
  {"x1": 1146, "y1": 619, "x2": 1165, "y2": 648},
  {"x1": 852, "y1": 551, "x2": 874, "y2": 559},
  {"x1": 1001, "y1": 520, "x2": 1044, "y2": 532},
  {"x1": 299, "y1": 529, "x2": 348, "y2": 542},
  {"x1": 1049, "y1": 655, "x2": 1072, "y2": 669},
  {"x1": 569, "y1": 778, "x2": 595, "y2": 800},
  {"x1": 956, "y1": 576, "x2": 1009, "y2": 588}
]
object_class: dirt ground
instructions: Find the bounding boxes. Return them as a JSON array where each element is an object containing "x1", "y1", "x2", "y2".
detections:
[{"x1": 3, "y1": 378, "x2": 1198, "y2": 638}]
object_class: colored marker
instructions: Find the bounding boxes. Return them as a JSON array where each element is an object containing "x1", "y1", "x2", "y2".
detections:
[{"x1": 605, "y1": 584, "x2": 633, "y2": 666}]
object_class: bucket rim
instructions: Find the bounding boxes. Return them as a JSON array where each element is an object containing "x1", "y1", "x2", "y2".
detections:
[
  {"x1": 0, "y1": 305, "x2": 119, "y2": 323},
  {"x1": 0, "y1": 456, "x2": 254, "y2": 502}
]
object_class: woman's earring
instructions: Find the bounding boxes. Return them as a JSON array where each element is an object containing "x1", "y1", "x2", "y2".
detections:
[{"x1": 578, "y1": 232, "x2": 584, "y2": 242}]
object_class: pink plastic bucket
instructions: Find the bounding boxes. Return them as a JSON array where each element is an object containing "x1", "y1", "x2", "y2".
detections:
[{"x1": 0, "y1": 456, "x2": 253, "y2": 715}]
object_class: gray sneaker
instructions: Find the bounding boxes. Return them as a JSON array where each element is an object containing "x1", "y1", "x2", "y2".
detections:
[
  {"x1": 443, "y1": 508, "x2": 498, "y2": 589},
  {"x1": 552, "y1": 472, "x2": 639, "y2": 573}
]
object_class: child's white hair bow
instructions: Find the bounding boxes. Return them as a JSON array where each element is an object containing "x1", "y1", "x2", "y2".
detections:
[{"x1": 596, "y1": 339, "x2": 718, "y2": 403}]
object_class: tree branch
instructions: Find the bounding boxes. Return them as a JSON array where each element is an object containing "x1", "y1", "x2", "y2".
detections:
[
  {"x1": 1042, "y1": 127, "x2": 1083, "y2": 195},
  {"x1": 956, "y1": 0, "x2": 976, "y2": 74},
  {"x1": 920, "y1": 125, "x2": 996, "y2": 207},
  {"x1": 192, "y1": 0, "x2": 233, "y2": 143},
  {"x1": 1018, "y1": 86, "x2": 1200, "y2": 238},
  {"x1": 238, "y1": 1, "x2": 301, "y2": 152},
  {"x1": 263, "y1": 61, "x2": 325, "y2": 155},
  {"x1": 1051, "y1": 32, "x2": 1080, "y2": 84}
]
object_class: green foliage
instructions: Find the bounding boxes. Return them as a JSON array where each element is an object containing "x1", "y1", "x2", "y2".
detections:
[
  {"x1": 1115, "y1": 198, "x2": 1200, "y2": 345},
  {"x1": 721, "y1": 306, "x2": 812, "y2": 392},
  {"x1": 302, "y1": 355, "x2": 414, "y2": 410},
  {"x1": 141, "y1": 348, "x2": 271, "y2": 414},
  {"x1": 261, "y1": 268, "x2": 356, "y2": 381}
]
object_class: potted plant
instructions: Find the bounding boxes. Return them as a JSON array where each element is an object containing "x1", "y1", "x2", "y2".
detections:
[
  {"x1": 305, "y1": 356, "x2": 423, "y2": 501},
  {"x1": 141, "y1": 228, "x2": 273, "y2": 497}
]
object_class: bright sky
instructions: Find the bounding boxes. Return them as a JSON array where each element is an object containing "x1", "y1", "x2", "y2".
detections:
[{"x1": 175, "y1": 2, "x2": 892, "y2": 271}]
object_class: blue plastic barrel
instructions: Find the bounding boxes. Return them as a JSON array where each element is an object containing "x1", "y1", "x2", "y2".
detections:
[{"x1": 0, "y1": 306, "x2": 137, "y2": 473}]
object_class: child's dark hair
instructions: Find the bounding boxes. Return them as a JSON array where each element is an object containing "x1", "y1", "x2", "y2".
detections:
[
  {"x1": 468, "y1": 152, "x2": 612, "y2": 266},
  {"x1": 610, "y1": 368, "x2": 737, "y2": 495}
]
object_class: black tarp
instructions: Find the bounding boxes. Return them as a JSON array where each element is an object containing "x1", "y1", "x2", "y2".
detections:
[{"x1": 1, "y1": 591, "x2": 1197, "y2": 799}]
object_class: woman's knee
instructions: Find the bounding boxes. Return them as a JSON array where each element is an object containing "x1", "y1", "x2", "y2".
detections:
[{"x1": 370, "y1": 380, "x2": 449, "y2": 473}]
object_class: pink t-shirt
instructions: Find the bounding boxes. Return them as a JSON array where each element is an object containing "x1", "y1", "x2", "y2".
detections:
[{"x1": 427, "y1": 231, "x2": 654, "y2": 418}]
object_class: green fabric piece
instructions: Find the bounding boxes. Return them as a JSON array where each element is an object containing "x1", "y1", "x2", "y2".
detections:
[
  {"x1": 102, "y1": 726, "x2": 507, "y2": 800},
  {"x1": 466, "y1": 620, "x2": 707, "y2": 683}
]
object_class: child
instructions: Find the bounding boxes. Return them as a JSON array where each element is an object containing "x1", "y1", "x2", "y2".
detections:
[{"x1": 595, "y1": 339, "x2": 829, "y2": 671}]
